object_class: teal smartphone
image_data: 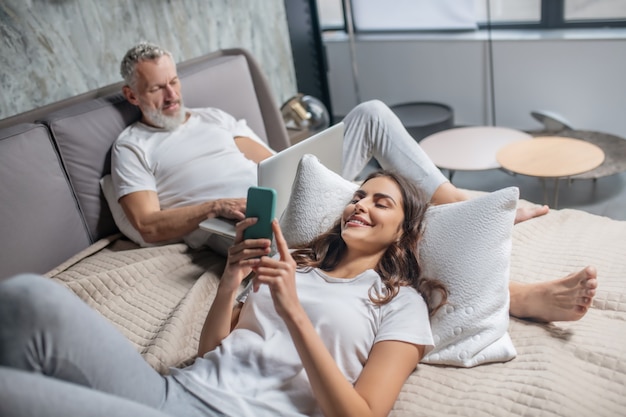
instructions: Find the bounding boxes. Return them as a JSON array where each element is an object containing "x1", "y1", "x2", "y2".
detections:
[{"x1": 243, "y1": 186, "x2": 277, "y2": 241}]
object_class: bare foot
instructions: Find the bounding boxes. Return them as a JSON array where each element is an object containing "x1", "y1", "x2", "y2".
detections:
[
  {"x1": 509, "y1": 266, "x2": 598, "y2": 322},
  {"x1": 514, "y1": 205, "x2": 549, "y2": 224}
]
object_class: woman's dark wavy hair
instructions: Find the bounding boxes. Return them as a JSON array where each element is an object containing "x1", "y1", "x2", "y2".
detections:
[{"x1": 290, "y1": 170, "x2": 448, "y2": 316}]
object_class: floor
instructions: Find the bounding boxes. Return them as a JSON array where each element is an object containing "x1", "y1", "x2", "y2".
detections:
[{"x1": 446, "y1": 168, "x2": 626, "y2": 221}]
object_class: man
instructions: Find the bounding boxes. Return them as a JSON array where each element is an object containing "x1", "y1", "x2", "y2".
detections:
[{"x1": 112, "y1": 42, "x2": 596, "y2": 323}]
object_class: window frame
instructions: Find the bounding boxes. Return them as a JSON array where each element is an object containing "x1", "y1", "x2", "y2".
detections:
[{"x1": 319, "y1": 0, "x2": 626, "y2": 32}]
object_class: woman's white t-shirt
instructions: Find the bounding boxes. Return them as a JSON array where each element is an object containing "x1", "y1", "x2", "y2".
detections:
[{"x1": 170, "y1": 268, "x2": 434, "y2": 417}]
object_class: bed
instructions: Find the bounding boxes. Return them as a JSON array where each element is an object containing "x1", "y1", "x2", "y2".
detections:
[{"x1": 1, "y1": 48, "x2": 624, "y2": 416}]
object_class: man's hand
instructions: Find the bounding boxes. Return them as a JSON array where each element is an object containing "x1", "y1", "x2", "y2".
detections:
[{"x1": 212, "y1": 198, "x2": 246, "y2": 221}]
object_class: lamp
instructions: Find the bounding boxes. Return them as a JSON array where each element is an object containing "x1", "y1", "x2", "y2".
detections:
[{"x1": 281, "y1": 93, "x2": 330, "y2": 133}]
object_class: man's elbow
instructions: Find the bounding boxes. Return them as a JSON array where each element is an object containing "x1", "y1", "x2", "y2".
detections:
[
  {"x1": 140, "y1": 231, "x2": 164, "y2": 244},
  {"x1": 138, "y1": 227, "x2": 169, "y2": 243},
  {"x1": 131, "y1": 221, "x2": 164, "y2": 243}
]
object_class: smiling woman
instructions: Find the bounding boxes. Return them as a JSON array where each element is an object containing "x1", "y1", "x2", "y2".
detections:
[{"x1": 341, "y1": 177, "x2": 406, "y2": 257}]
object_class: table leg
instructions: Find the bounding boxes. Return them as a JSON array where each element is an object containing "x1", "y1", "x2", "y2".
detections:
[
  {"x1": 540, "y1": 178, "x2": 548, "y2": 205},
  {"x1": 553, "y1": 178, "x2": 561, "y2": 209}
]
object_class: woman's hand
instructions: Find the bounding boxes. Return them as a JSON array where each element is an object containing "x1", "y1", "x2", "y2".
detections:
[
  {"x1": 220, "y1": 217, "x2": 272, "y2": 293},
  {"x1": 252, "y1": 219, "x2": 301, "y2": 321}
]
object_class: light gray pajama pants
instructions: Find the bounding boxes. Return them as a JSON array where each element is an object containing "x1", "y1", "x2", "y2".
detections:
[
  {"x1": 341, "y1": 100, "x2": 448, "y2": 199},
  {"x1": 0, "y1": 274, "x2": 223, "y2": 417}
]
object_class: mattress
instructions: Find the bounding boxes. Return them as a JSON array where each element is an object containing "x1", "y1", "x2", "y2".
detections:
[{"x1": 48, "y1": 200, "x2": 626, "y2": 416}]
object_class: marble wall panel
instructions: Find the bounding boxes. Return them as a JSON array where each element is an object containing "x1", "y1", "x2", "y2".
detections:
[{"x1": 0, "y1": 0, "x2": 296, "y2": 119}]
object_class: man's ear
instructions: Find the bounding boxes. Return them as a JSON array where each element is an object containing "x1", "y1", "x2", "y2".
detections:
[{"x1": 123, "y1": 85, "x2": 139, "y2": 106}]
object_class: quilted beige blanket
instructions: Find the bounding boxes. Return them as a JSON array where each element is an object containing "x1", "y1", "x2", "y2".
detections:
[{"x1": 48, "y1": 202, "x2": 626, "y2": 416}]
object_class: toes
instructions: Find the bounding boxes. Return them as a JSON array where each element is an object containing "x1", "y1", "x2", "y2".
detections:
[
  {"x1": 584, "y1": 266, "x2": 598, "y2": 279},
  {"x1": 575, "y1": 305, "x2": 588, "y2": 315}
]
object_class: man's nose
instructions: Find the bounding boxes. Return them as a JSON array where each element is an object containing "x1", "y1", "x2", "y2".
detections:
[{"x1": 164, "y1": 84, "x2": 178, "y2": 100}]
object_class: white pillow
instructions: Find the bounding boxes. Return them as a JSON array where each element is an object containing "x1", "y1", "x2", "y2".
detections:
[
  {"x1": 100, "y1": 174, "x2": 153, "y2": 247},
  {"x1": 280, "y1": 154, "x2": 517, "y2": 367},
  {"x1": 418, "y1": 186, "x2": 517, "y2": 367}
]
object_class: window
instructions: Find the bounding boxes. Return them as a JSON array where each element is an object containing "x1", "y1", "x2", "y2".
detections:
[
  {"x1": 564, "y1": 0, "x2": 626, "y2": 22},
  {"x1": 317, "y1": 0, "x2": 344, "y2": 29},
  {"x1": 316, "y1": 0, "x2": 626, "y2": 31},
  {"x1": 475, "y1": 0, "x2": 541, "y2": 25}
]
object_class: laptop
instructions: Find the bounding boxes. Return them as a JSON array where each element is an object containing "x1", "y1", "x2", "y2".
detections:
[{"x1": 199, "y1": 122, "x2": 344, "y2": 239}]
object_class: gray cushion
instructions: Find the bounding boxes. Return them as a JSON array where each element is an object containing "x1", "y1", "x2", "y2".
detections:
[
  {"x1": 41, "y1": 94, "x2": 141, "y2": 242},
  {"x1": 180, "y1": 54, "x2": 269, "y2": 143},
  {"x1": 0, "y1": 123, "x2": 91, "y2": 279}
]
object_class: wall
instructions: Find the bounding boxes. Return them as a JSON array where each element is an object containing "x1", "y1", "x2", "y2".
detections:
[
  {"x1": 0, "y1": 0, "x2": 297, "y2": 120},
  {"x1": 324, "y1": 30, "x2": 626, "y2": 138}
]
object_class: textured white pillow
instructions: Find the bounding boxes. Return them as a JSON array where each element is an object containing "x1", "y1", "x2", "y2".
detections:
[
  {"x1": 100, "y1": 175, "x2": 153, "y2": 247},
  {"x1": 280, "y1": 154, "x2": 518, "y2": 367},
  {"x1": 419, "y1": 186, "x2": 517, "y2": 367}
]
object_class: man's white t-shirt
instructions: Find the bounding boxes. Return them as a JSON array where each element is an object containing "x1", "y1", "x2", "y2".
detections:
[
  {"x1": 111, "y1": 107, "x2": 273, "y2": 247},
  {"x1": 170, "y1": 268, "x2": 434, "y2": 417},
  {"x1": 112, "y1": 107, "x2": 272, "y2": 205}
]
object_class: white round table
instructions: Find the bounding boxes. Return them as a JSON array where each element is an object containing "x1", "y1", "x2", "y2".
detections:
[{"x1": 420, "y1": 126, "x2": 532, "y2": 179}]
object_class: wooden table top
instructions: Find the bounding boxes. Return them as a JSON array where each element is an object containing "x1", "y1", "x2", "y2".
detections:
[{"x1": 496, "y1": 137, "x2": 605, "y2": 178}]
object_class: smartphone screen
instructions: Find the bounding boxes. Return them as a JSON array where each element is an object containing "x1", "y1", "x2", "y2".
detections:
[{"x1": 243, "y1": 186, "x2": 277, "y2": 241}]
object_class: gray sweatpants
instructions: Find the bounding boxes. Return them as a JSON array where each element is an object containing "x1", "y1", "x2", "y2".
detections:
[
  {"x1": 341, "y1": 100, "x2": 448, "y2": 199},
  {"x1": 0, "y1": 274, "x2": 222, "y2": 417}
]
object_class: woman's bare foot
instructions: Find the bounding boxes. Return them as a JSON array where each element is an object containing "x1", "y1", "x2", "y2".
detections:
[
  {"x1": 509, "y1": 266, "x2": 598, "y2": 322},
  {"x1": 514, "y1": 205, "x2": 549, "y2": 224}
]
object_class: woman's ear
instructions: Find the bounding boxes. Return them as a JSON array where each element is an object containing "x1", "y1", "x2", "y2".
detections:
[{"x1": 395, "y1": 228, "x2": 404, "y2": 243}]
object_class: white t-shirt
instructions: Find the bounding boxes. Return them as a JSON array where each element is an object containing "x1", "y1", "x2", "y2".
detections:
[
  {"x1": 111, "y1": 107, "x2": 273, "y2": 248},
  {"x1": 112, "y1": 107, "x2": 273, "y2": 204},
  {"x1": 170, "y1": 268, "x2": 434, "y2": 417}
]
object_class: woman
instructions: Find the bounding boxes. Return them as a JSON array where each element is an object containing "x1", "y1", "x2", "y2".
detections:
[{"x1": 0, "y1": 171, "x2": 444, "y2": 417}]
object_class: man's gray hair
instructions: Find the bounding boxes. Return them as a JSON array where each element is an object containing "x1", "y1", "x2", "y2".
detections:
[{"x1": 120, "y1": 42, "x2": 173, "y2": 87}]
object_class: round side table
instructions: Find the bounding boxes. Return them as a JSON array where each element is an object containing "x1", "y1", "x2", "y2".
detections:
[
  {"x1": 529, "y1": 129, "x2": 626, "y2": 180},
  {"x1": 420, "y1": 126, "x2": 532, "y2": 180},
  {"x1": 496, "y1": 137, "x2": 605, "y2": 207}
]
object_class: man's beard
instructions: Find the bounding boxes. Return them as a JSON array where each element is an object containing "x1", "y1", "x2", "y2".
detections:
[{"x1": 144, "y1": 101, "x2": 187, "y2": 131}]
